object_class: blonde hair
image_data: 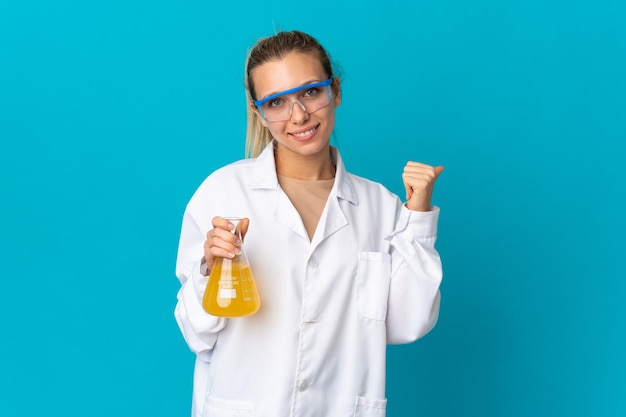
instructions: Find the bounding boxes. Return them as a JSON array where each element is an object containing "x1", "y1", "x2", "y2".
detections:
[{"x1": 244, "y1": 30, "x2": 335, "y2": 158}]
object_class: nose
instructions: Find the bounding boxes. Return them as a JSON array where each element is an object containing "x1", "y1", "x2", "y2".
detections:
[{"x1": 289, "y1": 99, "x2": 309, "y2": 123}]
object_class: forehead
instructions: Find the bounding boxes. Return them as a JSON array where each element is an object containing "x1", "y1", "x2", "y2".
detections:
[{"x1": 251, "y1": 52, "x2": 327, "y2": 97}]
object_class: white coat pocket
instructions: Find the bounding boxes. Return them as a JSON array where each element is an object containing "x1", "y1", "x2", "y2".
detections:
[
  {"x1": 354, "y1": 395, "x2": 387, "y2": 416},
  {"x1": 357, "y1": 251, "x2": 391, "y2": 321},
  {"x1": 202, "y1": 396, "x2": 255, "y2": 416}
]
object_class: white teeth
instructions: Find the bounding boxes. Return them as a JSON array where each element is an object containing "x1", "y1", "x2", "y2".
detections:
[{"x1": 293, "y1": 127, "x2": 316, "y2": 138}]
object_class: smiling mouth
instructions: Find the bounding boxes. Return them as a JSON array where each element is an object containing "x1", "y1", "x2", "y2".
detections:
[{"x1": 290, "y1": 124, "x2": 319, "y2": 138}]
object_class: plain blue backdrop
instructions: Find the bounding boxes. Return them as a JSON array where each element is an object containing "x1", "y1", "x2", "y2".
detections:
[{"x1": 1, "y1": 0, "x2": 625, "y2": 416}]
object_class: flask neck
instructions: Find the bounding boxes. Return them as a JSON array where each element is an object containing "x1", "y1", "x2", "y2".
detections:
[{"x1": 225, "y1": 217, "x2": 242, "y2": 239}]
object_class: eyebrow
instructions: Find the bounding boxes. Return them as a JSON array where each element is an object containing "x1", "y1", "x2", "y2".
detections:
[{"x1": 254, "y1": 78, "x2": 333, "y2": 107}]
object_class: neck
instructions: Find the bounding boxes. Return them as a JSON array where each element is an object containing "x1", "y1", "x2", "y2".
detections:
[{"x1": 274, "y1": 144, "x2": 335, "y2": 180}]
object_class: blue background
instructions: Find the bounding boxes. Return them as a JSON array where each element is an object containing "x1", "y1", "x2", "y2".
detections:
[{"x1": 1, "y1": 1, "x2": 625, "y2": 416}]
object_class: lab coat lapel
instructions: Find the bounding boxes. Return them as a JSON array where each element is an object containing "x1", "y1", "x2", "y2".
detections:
[
  {"x1": 274, "y1": 191, "x2": 309, "y2": 240},
  {"x1": 248, "y1": 143, "x2": 309, "y2": 240},
  {"x1": 310, "y1": 148, "x2": 358, "y2": 250}
]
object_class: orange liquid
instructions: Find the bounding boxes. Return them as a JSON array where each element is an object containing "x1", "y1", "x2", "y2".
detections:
[{"x1": 202, "y1": 258, "x2": 260, "y2": 317}]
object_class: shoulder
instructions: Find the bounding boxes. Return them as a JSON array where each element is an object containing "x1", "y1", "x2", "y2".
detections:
[
  {"x1": 333, "y1": 147, "x2": 401, "y2": 205},
  {"x1": 341, "y1": 171, "x2": 404, "y2": 218},
  {"x1": 201, "y1": 157, "x2": 256, "y2": 184},
  {"x1": 187, "y1": 157, "x2": 257, "y2": 203},
  {"x1": 346, "y1": 171, "x2": 400, "y2": 203}
]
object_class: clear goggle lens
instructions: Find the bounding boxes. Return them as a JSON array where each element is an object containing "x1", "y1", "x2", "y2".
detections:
[{"x1": 254, "y1": 78, "x2": 333, "y2": 122}]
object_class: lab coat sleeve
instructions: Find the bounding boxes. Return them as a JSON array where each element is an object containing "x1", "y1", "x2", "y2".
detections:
[
  {"x1": 385, "y1": 205, "x2": 442, "y2": 344},
  {"x1": 174, "y1": 206, "x2": 226, "y2": 357}
]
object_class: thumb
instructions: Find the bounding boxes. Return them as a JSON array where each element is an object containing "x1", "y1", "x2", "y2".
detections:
[
  {"x1": 434, "y1": 165, "x2": 445, "y2": 180},
  {"x1": 239, "y1": 217, "x2": 250, "y2": 241}
]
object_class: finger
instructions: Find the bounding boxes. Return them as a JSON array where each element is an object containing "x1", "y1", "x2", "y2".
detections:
[
  {"x1": 403, "y1": 171, "x2": 436, "y2": 187},
  {"x1": 215, "y1": 228, "x2": 242, "y2": 248},
  {"x1": 403, "y1": 177, "x2": 431, "y2": 201},
  {"x1": 404, "y1": 162, "x2": 437, "y2": 176},
  {"x1": 206, "y1": 232, "x2": 241, "y2": 258},
  {"x1": 208, "y1": 217, "x2": 241, "y2": 245},
  {"x1": 404, "y1": 161, "x2": 435, "y2": 170},
  {"x1": 402, "y1": 169, "x2": 434, "y2": 188},
  {"x1": 402, "y1": 172, "x2": 435, "y2": 207},
  {"x1": 211, "y1": 216, "x2": 235, "y2": 232},
  {"x1": 403, "y1": 163, "x2": 444, "y2": 185},
  {"x1": 207, "y1": 225, "x2": 240, "y2": 244},
  {"x1": 239, "y1": 217, "x2": 250, "y2": 241},
  {"x1": 210, "y1": 243, "x2": 241, "y2": 259},
  {"x1": 205, "y1": 222, "x2": 242, "y2": 260}
]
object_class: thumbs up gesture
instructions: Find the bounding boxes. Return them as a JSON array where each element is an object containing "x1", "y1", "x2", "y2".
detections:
[{"x1": 402, "y1": 162, "x2": 444, "y2": 212}]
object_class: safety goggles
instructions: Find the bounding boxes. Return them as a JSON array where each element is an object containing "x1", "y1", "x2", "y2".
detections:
[{"x1": 253, "y1": 78, "x2": 333, "y2": 122}]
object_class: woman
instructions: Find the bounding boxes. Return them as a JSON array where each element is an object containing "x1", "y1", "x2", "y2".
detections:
[{"x1": 175, "y1": 30, "x2": 444, "y2": 417}]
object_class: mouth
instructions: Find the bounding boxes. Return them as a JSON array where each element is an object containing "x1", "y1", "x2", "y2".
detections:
[{"x1": 289, "y1": 124, "x2": 319, "y2": 140}]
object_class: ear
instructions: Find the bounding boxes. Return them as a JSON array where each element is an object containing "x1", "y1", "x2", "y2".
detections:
[
  {"x1": 332, "y1": 77, "x2": 341, "y2": 108},
  {"x1": 249, "y1": 101, "x2": 269, "y2": 128}
]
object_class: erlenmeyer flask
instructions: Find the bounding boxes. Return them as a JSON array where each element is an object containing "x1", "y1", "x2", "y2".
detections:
[{"x1": 202, "y1": 217, "x2": 261, "y2": 317}]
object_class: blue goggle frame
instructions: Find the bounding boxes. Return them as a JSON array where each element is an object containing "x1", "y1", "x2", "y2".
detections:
[{"x1": 253, "y1": 78, "x2": 333, "y2": 107}]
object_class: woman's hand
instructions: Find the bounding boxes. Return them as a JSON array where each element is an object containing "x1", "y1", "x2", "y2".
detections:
[
  {"x1": 203, "y1": 217, "x2": 250, "y2": 273},
  {"x1": 402, "y1": 162, "x2": 444, "y2": 212}
]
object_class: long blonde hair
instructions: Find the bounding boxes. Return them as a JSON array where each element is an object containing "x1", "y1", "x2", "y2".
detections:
[{"x1": 244, "y1": 30, "x2": 336, "y2": 158}]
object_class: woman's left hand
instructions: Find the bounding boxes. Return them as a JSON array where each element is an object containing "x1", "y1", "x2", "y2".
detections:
[{"x1": 402, "y1": 162, "x2": 444, "y2": 212}]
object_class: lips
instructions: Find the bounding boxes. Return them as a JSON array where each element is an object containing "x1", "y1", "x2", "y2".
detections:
[{"x1": 289, "y1": 124, "x2": 319, "y2": 140}]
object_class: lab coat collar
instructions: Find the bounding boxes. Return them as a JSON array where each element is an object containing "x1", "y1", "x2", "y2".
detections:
[{"x1": 247, "y1": 141, "x2": 358, "y2": 206}]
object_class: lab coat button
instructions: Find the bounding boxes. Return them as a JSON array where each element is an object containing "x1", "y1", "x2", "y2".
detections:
[
  {"x1": 297, "y1": 379, "x2": 310, "y2": 391},
  {"x1": 309, "y1": 257, "x2": 319, "y2": 268}
]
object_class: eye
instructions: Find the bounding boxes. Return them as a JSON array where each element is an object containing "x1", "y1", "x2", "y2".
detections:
[
  {"x1": 266, "y1": 97, "x2": 284, "y2": 109},
  {"x1": 303, "y1": 87, "x2": 322, "y2": 98}
]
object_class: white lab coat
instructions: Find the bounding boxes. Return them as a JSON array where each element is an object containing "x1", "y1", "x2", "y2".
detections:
[{"x1": 174, "y1": 143, "x2": 442, "y2": 417}]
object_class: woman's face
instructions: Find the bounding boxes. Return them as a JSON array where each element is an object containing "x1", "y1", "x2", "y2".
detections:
[{"x1": 251, "y1": 52, "x2": 341, "y2": 160}]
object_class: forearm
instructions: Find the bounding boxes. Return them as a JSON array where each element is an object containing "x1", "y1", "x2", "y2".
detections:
[
  {"x1": 174, "y1": 259, "x2": 226, "y2": 354},
  {"x1": 385, "y1": 207, "x2": 443, "y2": 344},
  {"x1": 174, "y1": 205, "x2": 227, "y2": 355}
]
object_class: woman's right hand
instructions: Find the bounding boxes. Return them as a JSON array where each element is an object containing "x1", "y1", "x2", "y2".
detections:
[{"x1": 203, "y1": 216, "x2": 249, "y2": 274}]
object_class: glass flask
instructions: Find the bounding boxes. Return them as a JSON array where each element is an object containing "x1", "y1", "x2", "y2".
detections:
[{"x1": 202, "y1": 217, "x2": 261, "y2": 317}]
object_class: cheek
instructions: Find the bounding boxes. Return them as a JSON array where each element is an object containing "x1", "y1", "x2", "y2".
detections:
[
  {"x1": 320, "y1": 107, "x2": 336, "y2": 127},
  {"x1": 265, "y1": 123, "x2": 284, "y2": 139}
]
